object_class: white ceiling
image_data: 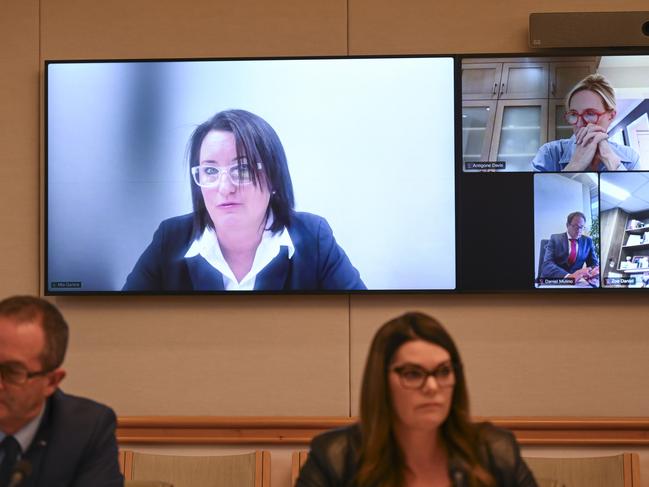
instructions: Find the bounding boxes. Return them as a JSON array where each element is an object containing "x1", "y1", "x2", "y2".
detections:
[
  {"x1": 600, "y1": 172, "x2": 649, "y2": 213},
  {"x1": 568, "y1": 172, "x2": 598, "y2": 190},
  {"x1": 599, "y1": 56, "x2": 649, "y2": 68},
  {"x1": 598, "y1": 55, "x2": 649, "y2": 101}
]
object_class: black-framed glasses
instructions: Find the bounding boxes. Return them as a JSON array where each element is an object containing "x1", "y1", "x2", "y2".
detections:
[
  {"x1": 0, "y1": 362, "x2": 53, "y2": 386},
  {"x1": 392, "y1": 362, "x2": 458, "y2": 390},
  {"x1": 191, "y1": 162, "x2": 263, "y2": 188}
]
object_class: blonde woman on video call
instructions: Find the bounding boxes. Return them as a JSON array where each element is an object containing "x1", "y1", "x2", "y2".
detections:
[{"x1": 532, "y1": 74, "x2": 640, "y2": 172}]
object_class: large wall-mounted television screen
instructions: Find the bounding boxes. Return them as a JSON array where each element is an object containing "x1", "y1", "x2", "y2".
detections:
[
  {"x1": 45, "y1": 56, "x2": 457, "y2": 294},
  {"x1": 458, "y1": 52, "x2": 649, "y2": 291}
]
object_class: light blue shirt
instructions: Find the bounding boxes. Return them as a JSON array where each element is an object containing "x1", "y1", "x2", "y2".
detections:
[
  {"x1": 0, "y1": 403, "x2": 45, "y2": 463},
  {"x1": 532, "y1": 135, "x2": 640, "y2": 171}
]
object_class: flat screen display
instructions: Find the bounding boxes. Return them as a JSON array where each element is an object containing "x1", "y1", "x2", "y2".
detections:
[
  {"x1": 45, "y1": 56, "x2": 457, "y2": 294},
  {"x1": 458, "y1": 52, "x2": 649, "y2": 291}
]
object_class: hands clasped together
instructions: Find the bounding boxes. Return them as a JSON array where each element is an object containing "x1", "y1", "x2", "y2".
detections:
[{"x1": 564, "y1": 123, "x2": 622, "y2": 171}]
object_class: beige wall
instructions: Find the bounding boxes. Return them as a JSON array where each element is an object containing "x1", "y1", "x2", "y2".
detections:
[
  {"x1": 1, "y1": 0, "x2": 39, "y2": 293},
  {"x1": 2, "y1": 0, "x2": 649, "y2": 485}
]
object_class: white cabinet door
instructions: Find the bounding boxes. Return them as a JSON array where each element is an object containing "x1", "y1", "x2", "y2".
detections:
[
  {"x1": 462, "y1": 100, "x2": 498, "y2": 164},
  {"x1": 490, "y1": 99, "x2": 548, "y2": 171}
]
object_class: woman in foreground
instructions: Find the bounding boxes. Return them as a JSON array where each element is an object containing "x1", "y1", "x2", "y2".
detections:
[{"x1": 297, "y1": 312, "x2": 537, "y2": 487}]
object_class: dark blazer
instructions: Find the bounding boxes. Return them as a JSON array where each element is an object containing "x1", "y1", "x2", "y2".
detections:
[
  {"x1": 540, "y1": 233, "x2": 599, "y2": 279},
  {"x1": 123, "y1": 211, "x2": 366, "y2": 291},
  {"x1": 20, "y1": 389, "x2": 123, "y2": 487},
  {"x1": 296, "y1": 423, "x2": 537, "y2": 487}
]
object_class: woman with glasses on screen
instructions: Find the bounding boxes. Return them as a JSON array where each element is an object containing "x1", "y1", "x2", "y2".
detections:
[
  {"x1": 532, "y1": 74, "x2": 639, "y2": 172},
  {"x1": 297, "y1": 312, "x2": 537, "y2": 487},
  {"x1": 123, "y1": 109, "x2": 365, "y2": 291}
]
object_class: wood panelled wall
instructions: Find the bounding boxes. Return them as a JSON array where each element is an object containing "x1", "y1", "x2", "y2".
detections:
[{"x1": 2, "y1": 3, "x2": 649, "y2": 485}]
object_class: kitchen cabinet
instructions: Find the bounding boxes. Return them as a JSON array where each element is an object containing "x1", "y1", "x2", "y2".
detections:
[{"x1": 461, "y1": 57, "x2": 597, "y2": 171}]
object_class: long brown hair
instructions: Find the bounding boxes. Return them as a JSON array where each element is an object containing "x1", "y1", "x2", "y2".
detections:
[{"x1": 356, "y1": 312, "x2": 494, "y2": 487}]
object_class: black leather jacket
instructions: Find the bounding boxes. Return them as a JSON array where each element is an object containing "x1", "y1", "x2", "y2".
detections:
[{"x1": 296, "y1": 423, "x2": 538, "y2": 487}]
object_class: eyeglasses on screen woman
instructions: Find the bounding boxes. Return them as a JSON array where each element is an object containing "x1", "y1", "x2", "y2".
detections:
[
  {"x1": 564, "y1": 109, "x2": 610, "y2": 126},
  {"x1": 191, "y1": 162, "x2": 264, "y2": 188}
]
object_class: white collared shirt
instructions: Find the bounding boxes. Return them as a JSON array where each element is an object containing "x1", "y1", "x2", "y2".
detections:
[
  {"x1": 0, "y1": 402, "x2": 45, "y2": 462},
  {"x1": 184, "y1": 225, "x2": 295, "y2": 291}
]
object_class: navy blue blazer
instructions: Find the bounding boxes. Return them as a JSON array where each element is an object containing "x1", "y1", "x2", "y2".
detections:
[
  {"x1": 123, "y1": 211, "x2": 366, "y2": 291},
  {"x1": 541, "y1": 233, "x2": 599, "y2": 279},
  {"x1": 20, "y1": 389, "x2": 123, "y2": 487}
]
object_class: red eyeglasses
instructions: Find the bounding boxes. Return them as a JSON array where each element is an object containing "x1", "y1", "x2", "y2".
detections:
[{"x1": 564, "y1": 109, "x2": 609, "y2": 126}]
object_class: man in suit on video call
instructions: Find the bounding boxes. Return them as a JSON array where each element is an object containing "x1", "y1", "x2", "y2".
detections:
[
  {"x1": 0, "y1": 295, "x2": 123, "y2": 487},
  {"x1": 541, "y1": 211, "x2": 600, "y2": 285}
]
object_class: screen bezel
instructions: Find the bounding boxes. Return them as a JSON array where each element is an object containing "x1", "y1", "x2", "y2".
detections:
[
  {"x1": 44, "y1": 48, "x2": 649, "y2": 295},
  {"x1": 43, "y1": 53, "x2": 460, "y2": 296},
  {"x1": 455, "y1": 48, "x2": 649, "y2": 294}
]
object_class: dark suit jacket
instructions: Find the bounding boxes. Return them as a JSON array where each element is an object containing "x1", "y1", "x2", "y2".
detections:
[
  {"x1": 20, "y1": 389, "x2": 123, "y2": 487},
  {"x1": 296, "y1": 423, "x2": 537, "y2": 487},
  {"x1": 541, "y1": 233, "x2": 599, "y2": 279},
  {"x1": 123, "y1": 211, "x2": 366, "y2": 291}
]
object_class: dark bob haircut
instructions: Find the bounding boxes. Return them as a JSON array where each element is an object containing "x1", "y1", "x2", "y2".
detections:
[{"x1": 187, "y1": 109, "x2": 295, "y2": 238}]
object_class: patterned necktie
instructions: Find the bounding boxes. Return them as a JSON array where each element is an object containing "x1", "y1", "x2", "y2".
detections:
[
  {"x1": 567, "y1": 238, "x2": 577, "y2": 266},
  {"x1": 0, "y1": 435, "x2": 21, "y2": 487}
]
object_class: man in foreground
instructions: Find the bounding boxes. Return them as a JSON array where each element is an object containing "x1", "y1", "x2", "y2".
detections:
[{"x1": 0, "y1": 295, "x2": 123, "y2": 487}]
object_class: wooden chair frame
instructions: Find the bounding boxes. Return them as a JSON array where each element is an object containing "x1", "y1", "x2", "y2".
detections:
[{"x1": 119, "y1": 450, "x2": 270, "y2": 487}]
